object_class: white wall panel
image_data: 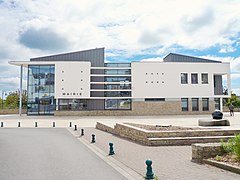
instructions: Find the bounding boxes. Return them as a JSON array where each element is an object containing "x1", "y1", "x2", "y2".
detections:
[
  {"x1": 55, "y1": 62, "x2": 90, "y2": 98},
  {"x1": 132, "y1": 62, "x2": 230, "y2": 98}
]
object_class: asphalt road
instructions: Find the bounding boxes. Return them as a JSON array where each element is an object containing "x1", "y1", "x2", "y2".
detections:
[{"x1": 0, "y1": 128, "x2": 128, "y2": 180}]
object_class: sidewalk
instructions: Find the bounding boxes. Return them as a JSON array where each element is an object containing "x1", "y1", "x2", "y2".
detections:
[{"x1": 81, "y1": 127, "x2": 240, "y2": 180}]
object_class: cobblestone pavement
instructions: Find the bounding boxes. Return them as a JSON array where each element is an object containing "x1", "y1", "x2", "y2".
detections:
[{"x1": 81, "y1": 127, "x2": 240, "y2": 180}]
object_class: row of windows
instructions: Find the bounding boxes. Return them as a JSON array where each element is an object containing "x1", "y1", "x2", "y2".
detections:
[
  {"x1": 181, "y1": 98, "x2": 209, "y2": 111},
  {"x1": 62, "y1": 70, "x2": 83, "y2": 73},
  {"x1": 145, "y1": 73, "x2": 164, "y2": 75},
  {"x1": 146, "y1": 81, "x2": 164, "y2": 84},
  {"x1": 62, "y1": 93, "x2": 82, "y2": 96},
  {"x1": 104, "y1": 63, "x2": 131, "y2": 67},
  {"x1": 104, "y1": 69, "x2": 131, "y2": 75},
  {"x1": 181, "y1": 73, "x2": 208, "y2": 84}
]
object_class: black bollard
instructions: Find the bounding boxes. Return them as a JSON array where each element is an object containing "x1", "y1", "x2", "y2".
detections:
[
  {"x1": 53, "y1": 122, "x2": 55, "y2": 127},
  {"x1": 18, "y1": 122, "x2": 21, "y2": 127},
  {"x1": 81, "y1": 128, "x2": 84, "y2": 136},
  {"x1": 145, "y1": 159, "x2": 154, "y2": 180},
  {"x1": 1, "y1": 122, "x2": 3, "y2": 127},
  {"x1": 109, "y1": 142, "x2": 115, "y2": 155},
  {"x1": 74, "y1": 125, "x2": 77, "y2": 131},
  {"x1": 69, "y1": 122, "x2": 72, "y2": 127},
  {"x1": 91, "y1": 134, "x2": 96, "y2": 143},
  {"x1": 35, "y1": 122, "x2": 38, "y2": 127}
]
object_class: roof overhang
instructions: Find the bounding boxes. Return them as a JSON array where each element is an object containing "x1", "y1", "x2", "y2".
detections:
[{"x1": 8, "y1": 61, "x2": 57, "y2": 67}]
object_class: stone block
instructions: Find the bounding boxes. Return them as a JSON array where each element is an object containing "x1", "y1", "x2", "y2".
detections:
[{"x1": 198, "y1": 119, "x2": 230, "y2": 126}]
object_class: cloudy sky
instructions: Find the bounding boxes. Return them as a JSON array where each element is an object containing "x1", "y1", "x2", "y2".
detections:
[{"x1": 0, "y1": 0, "x2": 240, "y2": 95}]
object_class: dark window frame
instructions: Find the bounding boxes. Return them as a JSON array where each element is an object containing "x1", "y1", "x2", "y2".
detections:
[
  {"x1": 202, "y1": 98, "x2": 209, "y2": 111},
  {"x1": 201, "y1": 73, "x2": 208, "y2": 84},
  {"x1": 191, "y1": 73, "x2": 198, "y2": 84},
  {"x1": 192, "y1": 98, "x2": 199, "y2": 111},
  {"x1": 181, "y1": 73, "x2": 188, "y2": 84},
  {"x1": 181, "y1": 98, "x2": 188, "y2": 111},
  {"x1": 145, "y1": 98, "x2": 165, "y2": 101}
]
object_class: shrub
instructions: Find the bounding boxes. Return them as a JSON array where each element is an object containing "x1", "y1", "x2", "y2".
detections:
[
  {"x1": 221, "y1": 134, "x2": 240, "y2": 160},
  {"x1": 215, "y1": 155, "x2": 222, "y2": 161}
]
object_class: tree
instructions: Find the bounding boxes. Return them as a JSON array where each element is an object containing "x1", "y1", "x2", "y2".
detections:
[
  {"x1": 5, "y1": 90, "x2": 27, "y2": 109},
  {"x1": 226, "y1": 92, "x2": 240, "y2": 108},
  {"x1": 0, "y1": 97, "x2": 3, "y2": 109}
]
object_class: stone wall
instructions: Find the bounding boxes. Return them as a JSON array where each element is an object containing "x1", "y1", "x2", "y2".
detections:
[
  {"x1": 192, "y1": 143, "x2": 224, "y2": 163},
  {"x1": 96, "y1": 122, "x2": 240, "y2": 146},
  {"x1": 55, "y1": 100, "x2": 215, "y2": 116},
  {"x1": 96, "y1": 122, "x2": 115, "y2": 134},
  {"x1": 0, "y1": 109, "x2": 27, "y2": 115}
]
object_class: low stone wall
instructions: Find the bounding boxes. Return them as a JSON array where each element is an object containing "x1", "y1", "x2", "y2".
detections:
[
  {"x1": 96, "y1": 122, "x2": 240, "y2": 146},
  {"x1": 192, "y1": 143, "x2": 224, "y2": 163},
  {"x1": 114, "y1": 123, "x2": 150, "y2": 145},
  {"x1": 0, "y1": 109, "x2": 26, "y2": 115},
  {"x1": 96, "y1": 122, "x2": 115, "y2": 134}
]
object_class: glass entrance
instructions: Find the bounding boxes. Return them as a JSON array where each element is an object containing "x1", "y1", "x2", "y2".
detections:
[{"x1": 27, "y1": 65, "x2": 55, "y2": 115}]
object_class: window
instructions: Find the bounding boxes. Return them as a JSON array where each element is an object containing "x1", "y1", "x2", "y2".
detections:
[
  {"x1": 181, "y1": 98, "x2": 188, "y2": 111},
  {"x1": 105, "y1": 99, "x2": 131, "y2": 110},
  {"x1": 202, "y1": 98, "x2": 209, "y2": 111},
  {"x1": 214, "y1": 98, "x2": 220, "y2": 110},
  {"x1": 105, "y1": 77, "x2": 131, "y2": 82},
  {"x1": 192, "y1": 98, "x2": 199, "y2": 111},
  {"x1": 58, "y1": 99, "x2": 87, "y2": 111},
  {"x1": 105, "y1": 63, "x2": 131, "y2": 67},
  {"x1": 191, "y1": 73, "x2": 198, "y2": 84},
  {"x1": 104, "y1": 91, "x2": 131, "y2": 97},
  {"x1": 181, "y1": 73, "x2": 188, "y2": 84},
  {"x1": 201, "y1": 73, "x2": 208, "y2": 84},
  {"x1": 145, "y1": 98, "x2": 165, "y2": 101}
]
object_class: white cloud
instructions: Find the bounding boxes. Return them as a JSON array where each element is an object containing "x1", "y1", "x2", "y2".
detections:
[
  {"x1": 0, "y1": 0, "x2": 240, "y2": 91},
  {"x1": 232, "y1": 88, "x2": 240, "y2": 96},
  {"x1": 140, "y1": 57, "x2": 163, "y2": 62}
]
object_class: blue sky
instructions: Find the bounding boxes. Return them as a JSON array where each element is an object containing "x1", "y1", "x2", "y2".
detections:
[{"x1": 0, "y1": 0, "x2": 239, "y2": 95}]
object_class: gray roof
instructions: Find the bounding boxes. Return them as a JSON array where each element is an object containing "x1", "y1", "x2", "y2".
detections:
[
  {"x1": 30, "y1": 48, "x2": 105, "y2": 67},
  {"x1": 163, "y1": 53, "x2": 221, "y2": 63}
]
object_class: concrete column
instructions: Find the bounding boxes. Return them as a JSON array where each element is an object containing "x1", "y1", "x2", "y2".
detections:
[
  {"x1": 19, "y1": 65, "x2": 23, "y2": 116},
  {"x1": 227, "y1": 73, "x2": 231, "y2": 95},
  {"x1": 220, "y1": 97, "x2": 223, "y2": 112},
  {"x1": 56, "y1": 98, "x2": 58, "y2": 110}
]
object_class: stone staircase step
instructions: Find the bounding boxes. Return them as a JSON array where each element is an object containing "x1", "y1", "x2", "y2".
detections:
[{"x1": 148, "y1": 135, "x2": 234, "y2": 146}]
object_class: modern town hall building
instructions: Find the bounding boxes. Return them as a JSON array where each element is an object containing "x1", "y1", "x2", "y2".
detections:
[{"x1": 9, "y1": 48, "x2": 231, "y2": 116}]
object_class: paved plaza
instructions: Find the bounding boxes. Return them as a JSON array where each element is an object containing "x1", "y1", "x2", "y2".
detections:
[
  {"x1": 0, "y1": 128, "x2": 128, "y2": 180},
  {"x1": 0, "y1": 113, "x2": 240, "y2": 179},
  {"x1": 0, "y1": 112, "x2": 240, "y2": 128}
]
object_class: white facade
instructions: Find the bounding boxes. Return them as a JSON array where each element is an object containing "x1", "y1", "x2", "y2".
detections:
[
  {"x1": 9, "y1": 49, "x2": 232, "y2": 115},
  {"x1": 55, "y1": 62, "x2": 91, "y2": 99},
  {"x1": 132, "y1": 62, "x2": 230, "y2": 98}
]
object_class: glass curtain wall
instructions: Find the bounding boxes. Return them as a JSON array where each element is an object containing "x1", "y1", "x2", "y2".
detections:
[
  {"x1": 103, "y1": 63, "x2": 131, "y2": 110},
  {"x1": 27, "y1": 65, "x2": 55, "y2": 115}
]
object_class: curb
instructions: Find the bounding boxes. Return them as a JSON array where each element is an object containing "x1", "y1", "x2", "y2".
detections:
[
  {"x1": 67, "y1": 128, "x2": 143, "y2": 180},
  {"x1": 203, "y1": 159, "x2": 240, "y2": 175}
]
